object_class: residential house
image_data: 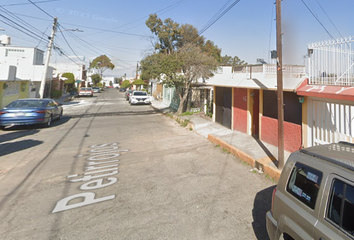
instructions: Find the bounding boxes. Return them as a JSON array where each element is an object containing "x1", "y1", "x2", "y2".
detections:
[
  {"x1": 52, "y1": 63, "x2": 87, "y2": 91},
  {"x1": 297, "y1": 37, "x2": 354, "y2": 147},
  {"x1": 207, "y1": 64, "x2": 307, "y2": 153},
  {"x1": 0, "y1": 42, "x2": 53, "y2": 107}
]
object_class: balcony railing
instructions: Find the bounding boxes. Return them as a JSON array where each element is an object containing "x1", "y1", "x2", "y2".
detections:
[{"x1": 233, "y1": 64, "x2": 306, "y2": 79}]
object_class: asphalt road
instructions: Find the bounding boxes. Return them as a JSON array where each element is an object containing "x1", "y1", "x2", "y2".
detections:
[{"x1": 0, "y1": 89, "x2": 275, "y2": 240}]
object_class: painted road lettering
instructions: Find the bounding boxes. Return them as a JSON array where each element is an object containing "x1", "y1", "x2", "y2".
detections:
[{"x1": 52, "y1": 143, "x2": 128, "y2": 213}]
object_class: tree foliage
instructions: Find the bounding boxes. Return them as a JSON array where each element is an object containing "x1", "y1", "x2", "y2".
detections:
[
  {"x1": 90, "y1": 55, "x2": 115, "y2": 76},
  {"x1": 142, "y1": 14, "x2": 221, "y2": 114},
  {"x1": 91, "y1": 73, "x2": 102, "y2": 86},
  {"x1": 221, "y1": 55, "x2": 247, "y2": 66},
  {"x1": 62, "y1": 72, "x2": 75, "y2": 84},
  {"x1": 121, "y1": 80, "x2": 131, "y2": 89}
]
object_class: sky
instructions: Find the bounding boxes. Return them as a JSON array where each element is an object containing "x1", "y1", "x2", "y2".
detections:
[{"x1": 0, "y1": 0, "x2": 353, "y2": 78}]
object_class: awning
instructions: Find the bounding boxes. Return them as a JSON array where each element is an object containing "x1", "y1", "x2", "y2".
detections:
[{"x1": 297, "y1": 84, "x2": 354, "y2": 101}]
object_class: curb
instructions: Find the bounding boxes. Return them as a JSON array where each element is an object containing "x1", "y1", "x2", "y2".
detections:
[{"x1": 207, "y1": 135, "x2": 281, "y2": 181}]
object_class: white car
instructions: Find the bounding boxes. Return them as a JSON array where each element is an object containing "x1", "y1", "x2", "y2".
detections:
[{"x1": 129, "y1": 91, "x2": 151, "y2": 105}]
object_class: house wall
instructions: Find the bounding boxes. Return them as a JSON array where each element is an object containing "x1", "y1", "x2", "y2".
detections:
[
  {"x1": 261, "y1": 116, "x2": 302, "y2": 152},
  {"x1": 0, "y1": 81, "x2": 30, "y2": 108},
  {"x1": 233, "y1": 88, "x2": 248, "y2": 133},
  {"x1": 261, "y1": 90, "x2": 302, "y2": 152}
]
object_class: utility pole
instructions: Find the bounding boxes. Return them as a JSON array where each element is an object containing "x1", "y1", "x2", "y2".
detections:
[
  {"x1": 39, "y1": 17, "x2": 57, "y2": 99},
  {"x1": 136, "y1": 62, "x2": 139, "y2": 80},
  {"x1": 276, "y1": 0, "x2": 284, "y2": 170}
]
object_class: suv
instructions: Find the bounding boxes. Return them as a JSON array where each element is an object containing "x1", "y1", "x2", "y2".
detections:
[{"x1": 266, "y1": 141, "x2": 354, "y2": 240}]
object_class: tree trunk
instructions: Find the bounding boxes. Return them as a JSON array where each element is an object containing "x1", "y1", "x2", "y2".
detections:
[{"x1": 176, "y1": 87, "x2": 189, "y2": 115}]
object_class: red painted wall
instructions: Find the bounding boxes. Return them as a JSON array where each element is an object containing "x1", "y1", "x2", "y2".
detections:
[
  {"x1": 233, "y1": 88, "x2": 248, "y2": 133},
  {"x1": 261, "y1": 116, "x2": 302, "y2": 152}
]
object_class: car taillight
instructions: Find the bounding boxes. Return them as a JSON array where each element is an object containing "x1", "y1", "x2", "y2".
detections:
[
  {"x1": 0, "y1": 111, "x2": 8, "y2": 115},
  {"x1": 35, "y1": 110, "x2": 46, "y2": 113},
  {"x1": 271, "y1": 188, "x2": 277, "y2": 214}
]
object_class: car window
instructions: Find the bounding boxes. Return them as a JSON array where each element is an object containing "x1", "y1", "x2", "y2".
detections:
[
  {"x1": 80, "y1": 88, "x2": 87, "y2": 90},
  {"x1": 134, "y1": 92, "x2": 147, "y2": 96},
  {"x1": 326, "y1": 179, "x2": 354, "y2": 237},
  {"x1": 7, "y1": 100, "x2": 47, "y2": 108},
  {"x1": 286, "y1": 162, "x2": 323, "y2": 209}
]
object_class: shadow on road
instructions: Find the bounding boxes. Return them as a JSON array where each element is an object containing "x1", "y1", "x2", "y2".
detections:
[
  {"x1": 252, "y1": 185, "x2": 276, "y2": 240},
  {"x1": 0, "y1": 117, "x2": 71, "y2": 132},
  {"x1": 0, "y1": 139, "x2": 43, "y2": 157},
  {"x1": 0, "y1": 129, "x2": 40, "y2": 144}
]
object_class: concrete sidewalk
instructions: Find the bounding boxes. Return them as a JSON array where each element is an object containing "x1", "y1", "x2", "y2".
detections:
[{"x1": 151, "y1": 99, "x2": 290, "y2": 181}]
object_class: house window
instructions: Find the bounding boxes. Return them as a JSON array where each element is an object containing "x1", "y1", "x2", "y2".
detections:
[{"x1": 6, "y1": 48, "x2": 25, "y2": 58}]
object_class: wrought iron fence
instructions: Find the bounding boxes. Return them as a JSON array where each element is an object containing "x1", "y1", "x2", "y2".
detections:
[{"x1": 308, "y1": 36, "x2": 354, "y2": 86}]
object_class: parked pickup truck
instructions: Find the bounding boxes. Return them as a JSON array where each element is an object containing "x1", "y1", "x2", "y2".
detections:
[{"x1": 78, "y1": 87, "x2": 93, "y2": 97}]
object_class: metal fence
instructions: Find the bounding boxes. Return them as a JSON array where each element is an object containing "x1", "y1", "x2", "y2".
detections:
[{"x1": 308, "y1": 36, "x2": 354, "y2": 86}]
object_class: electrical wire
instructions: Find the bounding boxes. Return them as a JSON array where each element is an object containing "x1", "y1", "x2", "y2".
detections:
[
  {"x1": 27, "y1": 0, "x2": 54, "y2": 19},
  {"x1": 0, "y1": 0, "x2": 61, "y2": 7},
  {"x1": 198, "y1": 0, "x2": 241, "y2": 36},
  {"x1": 0, "y1": 13, "x2": 49, "y2": 43},
  {"x1": 300, "y1": 0, "x2": 334, "y2": 39},
  {"x1": 0, "y1": 7, "x2": 45, "y2": 37},
  {"x1": 314, "y1": 0, "x2": 344, "y2": 39},
  {"x1": 268, "y1": 1, "x2": 275, "y2": 62},
  {"x1": 57, "y1": 24, "x2": 85, "y2": 64}
]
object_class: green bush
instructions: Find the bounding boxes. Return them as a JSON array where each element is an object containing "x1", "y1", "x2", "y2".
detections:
[{"x1": 51, "y1": 90, "x2": 62, "y2": 99}]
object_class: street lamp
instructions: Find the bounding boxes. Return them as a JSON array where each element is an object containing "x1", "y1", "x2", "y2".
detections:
[{"x1": 39, "y1": 18, "x2": 83, "y2": 98}]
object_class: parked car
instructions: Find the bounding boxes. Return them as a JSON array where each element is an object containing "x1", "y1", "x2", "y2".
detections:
[
  {"x1": 119, "y1": 88, "x2": 126, "y2": 92},
  {"x1": 92, "y1": 87, "x2": 101, "y2": 93},
  {"x1": 0, "y1": 98, "x2": 63, "y2": 129},
  {"x1": 266, "y1": 141, "x2": 354, "y2": 240},
  {"x1": 78, "y1": 87, "x2": 93, "y2": 97},
  {"x1": 125, "y1": 90, "x2": 134, "y2": 101},
  {"x1": 129, "y1": 91, "x2": 151, "y2": 105}
]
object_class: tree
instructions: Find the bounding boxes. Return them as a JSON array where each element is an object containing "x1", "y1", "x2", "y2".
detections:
[
  {"x1": 146, "y1": 14, "x2": 180, "y2": 54},
  {"x1": 221, "y1": 55, "x2": 247, "y2": 66},
  {"x1": 91, "y1": 73, "x2": 102, "y2": 86},
  {"x1": 121, "y1": 80, "x2": 131, "y2": 89},
  {"x1": 62, "y1": 72, "x2": 75, "y2": 92},
  {"x1": 62, "y1": 72, "x2": 75, "y2": 84},
  {"x1": 141, "y1": 45, "x2": 218, "y2": 114},
  {"x1": 89, "y1": 55, "x2": 115, "y2": 77},
  {"x1": 142, "y1": 14, "x2": 221, "y2": 114},
  {"x1": 132, "y1": 79, "x2": 147, "y2": 90}
]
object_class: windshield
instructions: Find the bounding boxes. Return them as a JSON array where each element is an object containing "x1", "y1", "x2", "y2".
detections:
[{"x1": 133, "y1": 92, "x2": 147, "y2": 96}]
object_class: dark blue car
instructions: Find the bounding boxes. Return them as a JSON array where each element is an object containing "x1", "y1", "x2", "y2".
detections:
[{"x1": 0, "y1": 98, "x2": 63, "y2": 129}]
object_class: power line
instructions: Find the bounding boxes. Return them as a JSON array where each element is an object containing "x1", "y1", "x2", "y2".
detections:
[
  {"x1": 0, "y1": 7, "x2": 44, "y2": 37},
  {"x1": 300, "y1": 0, "x2": 334, "y2": 39},
  {"x1": 198, "y1": 0, "x2": 241, "y2": 36},
  {"x1": 27, "y1": 0, "x2": 55, "y2": 19},
  {"x1": 57, "y1": 24, "x2": 85, "y2": 64},
  {"x1": 0, "y1": 13, "x2": 49, "y2": 43},
  {"x1": 314, "y1": 0, "x2": 344, "y2": 39},
  {"x1": 0, "y1": 0, "x2": 61, "y2": 7}
]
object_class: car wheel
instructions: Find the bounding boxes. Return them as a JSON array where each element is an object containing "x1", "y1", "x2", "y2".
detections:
[
  {"x1": 0, "y1": 126, "x2": 5, "y2": 130},
  {"x1": 44, "y1": 115, "x2": 52, "y2": 128}
]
